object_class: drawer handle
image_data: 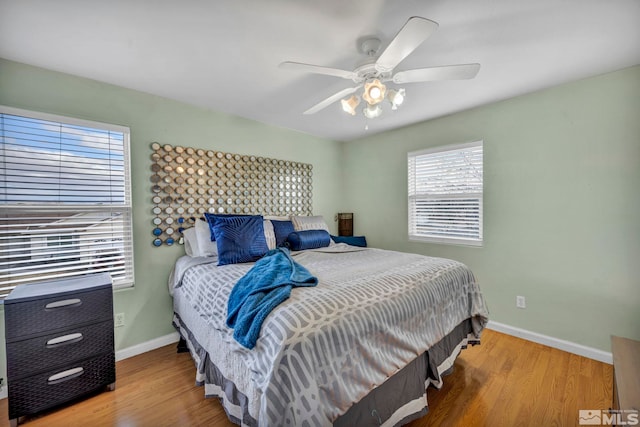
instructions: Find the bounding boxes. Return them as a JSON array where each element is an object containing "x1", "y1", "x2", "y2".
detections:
[
  {"x1": 47, "y1": 367, "x2": 84, "y2": 385},
  {"x1": 46, "y1": 333, "x2": 84, "y2": 348},
  {"x1": 45, "y1": 298, "x2": 82, "y2": 310}
]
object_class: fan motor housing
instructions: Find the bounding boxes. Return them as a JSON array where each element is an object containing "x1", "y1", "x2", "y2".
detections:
[
  {"x1": 359, "y1": 38, "x2": 381, "y2": 56},
  {"x1": 353, "y1": 62, "x2": 391, "y2": 83}
]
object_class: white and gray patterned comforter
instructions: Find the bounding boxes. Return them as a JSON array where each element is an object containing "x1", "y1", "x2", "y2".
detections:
[{"x1": 170, "y1": 244, "x2": 489, "y2": 426}]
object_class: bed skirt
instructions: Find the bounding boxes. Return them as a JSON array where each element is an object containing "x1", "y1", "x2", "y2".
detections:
[{"x1": 173, "y1": 313, "x2": 478, "y2": 427}]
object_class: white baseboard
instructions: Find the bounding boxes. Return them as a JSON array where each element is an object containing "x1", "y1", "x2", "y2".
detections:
[
  {"x1": 115, "y1": 331, "x2": 180, "y2": 362},
  {"x1": 0, "y1": 333, "x2": 181, "y2": 401},
  {"x1": 486, "y1": 320, "x2": 612, "y2": 364}
]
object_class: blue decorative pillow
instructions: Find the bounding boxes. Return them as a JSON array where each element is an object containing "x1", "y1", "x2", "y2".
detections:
[
  {"x1": 211, "y1": 215, "x2": 268, "y2": 265},
  {"x1": 271, "y1": 220, "x2": 295, "y2": 247},
  {"x1": 330, "y1": 235, "x2": 367, "y2": 247},
  {"x1": 286, "y1": 230, "x2": 331, "y2": 251},
  {"x1": 204, "y1": 213, "x2": 250, "y2": 241}
]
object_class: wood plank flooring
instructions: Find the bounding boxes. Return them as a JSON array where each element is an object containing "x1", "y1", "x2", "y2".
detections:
[{"x1": 0, "y1": 329, "x2": 613, "y2": 426}]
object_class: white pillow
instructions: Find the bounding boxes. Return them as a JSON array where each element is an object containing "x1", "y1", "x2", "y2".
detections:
[
  {"x1": 195, "y1": 218, "x2": 218, "y2": 257},
  {"x1": 290, "y1": 215, "x2": 330, "y2": 232},
  {"x1": 183, "y1": 219, "x2": 218, "y2": 258},
  {"x1": 183, "y1": 227, "x2": 198, "y2": 257},
  {"x1": 263, "y1": 219, "x2": 276, "y2": 250}
]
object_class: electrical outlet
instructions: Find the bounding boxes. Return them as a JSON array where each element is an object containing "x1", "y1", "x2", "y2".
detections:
[
  {"x1": 516, "y1": 296, "x2": 526, "y2": 309},
  {"x1": 0, "y1": 377, "x2": 4, "y2": 391},
  {"x1": 114, "y1": 312, "x2": 125, "y2": 328}
]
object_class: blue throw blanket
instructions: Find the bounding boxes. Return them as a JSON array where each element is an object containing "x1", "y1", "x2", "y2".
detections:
[{"x1": 227, "y1": 247, "x2": 318, "y2": 349}]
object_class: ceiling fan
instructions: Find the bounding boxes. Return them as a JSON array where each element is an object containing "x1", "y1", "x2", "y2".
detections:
[{"x1": 279, "y1": 16, "x2": 480, "y2": 118}]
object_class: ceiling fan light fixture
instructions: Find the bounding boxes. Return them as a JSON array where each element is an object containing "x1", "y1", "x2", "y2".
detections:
[
  {"x1": 363, "y1": 103, "x2": 382, "y2": 119},
  {"x1": 362, "y1": 79, "x2": 386, "y2": 105},
  {"x1": 281, "y1": 17, "x2": 481, "y2": 122},
  {"x1": 387, "y1": 88, "x2": 406, "y2": 110},
  {"x1": 341, "y1": 95, "x2": 360, "y2": 116}
]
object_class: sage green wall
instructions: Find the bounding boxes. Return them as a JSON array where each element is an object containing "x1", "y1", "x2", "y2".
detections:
[
  {"x1": 341, "y1": 65, "x2": 640, "y2": 352},
  {"x1": 0, "y1": 59, "x2": 343, "y2": 384},
  {"x1": 0, "y1": 58, "x2": 637, "y2": 391}
]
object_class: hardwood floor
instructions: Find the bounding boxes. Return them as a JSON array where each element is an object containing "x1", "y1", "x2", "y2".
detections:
[{"x1": 0, "y1": 329, "x2": 613, "y2": 426}]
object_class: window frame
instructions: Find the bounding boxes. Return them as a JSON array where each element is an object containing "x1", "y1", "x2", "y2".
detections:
[
  {"x1": 0, "y1": 105, "x2": 135, "y2": 298},
  {"x1": 407, "y1": 140, "x2": 483, "y2": 247}
]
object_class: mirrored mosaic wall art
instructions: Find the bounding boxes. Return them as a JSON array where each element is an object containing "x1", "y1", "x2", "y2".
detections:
[{"x1": 149, "y1": 143, "x2": 313, "y2": 246}]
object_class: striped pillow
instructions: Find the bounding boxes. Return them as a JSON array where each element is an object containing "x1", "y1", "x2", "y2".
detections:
[
  {"x1": 263, "y1": 220, "x2": 276, "y2": 250},
  {"x1": 290, "y1": 215, "x2": 330, "y2": 233}
]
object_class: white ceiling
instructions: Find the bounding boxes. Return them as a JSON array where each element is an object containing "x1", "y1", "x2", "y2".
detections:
[{"x1": 1, "y1": 0, "x2": 639, "y2": 141}]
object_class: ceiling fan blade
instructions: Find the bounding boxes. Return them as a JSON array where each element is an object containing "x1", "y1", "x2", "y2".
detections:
[
  {"x1": 279, "y1": 61, "x2": 356, "y2": 80},
  {"x1": 303, "y1": 86, "x2": 360, "y2": 115},
  {"x1": 375, "y1": 17, "x2": 439, "y2": 73},
  {"x1": 392, "y1": 63, "x2": 481, "y2": 84}
]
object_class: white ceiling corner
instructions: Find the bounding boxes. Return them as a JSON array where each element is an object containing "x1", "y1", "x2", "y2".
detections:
[{"x1": 0, "y1": 0, "x2": 638, "y2": 141}]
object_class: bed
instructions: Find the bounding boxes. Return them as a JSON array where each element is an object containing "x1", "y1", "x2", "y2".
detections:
[{"x1": 168, "y1": 220, "x2": 489, "y2": 427}]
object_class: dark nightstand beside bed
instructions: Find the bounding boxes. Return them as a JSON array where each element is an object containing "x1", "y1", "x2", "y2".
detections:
[{"x1": 3, "y1": 273, "x2": 116, "y2": 426}]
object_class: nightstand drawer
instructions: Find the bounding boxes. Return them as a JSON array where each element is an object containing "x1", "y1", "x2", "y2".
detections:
[
  {"x1": 7, "y1": 320, "x2": 115, "y2": 380},
  {"x1": 5, "y1": 287, "x2": 113, "y2": 341},
  {"x1": 8, "y1": 352, "x2": 116, "y2": 420}
]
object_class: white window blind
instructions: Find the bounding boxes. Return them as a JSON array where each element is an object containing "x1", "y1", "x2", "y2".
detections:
[
  {"x1": 408, "y1": 141, "x2": 483, "y2": 246},
  {"x1": 0, "y1": 106, "x2": 134, "y2": 298}
]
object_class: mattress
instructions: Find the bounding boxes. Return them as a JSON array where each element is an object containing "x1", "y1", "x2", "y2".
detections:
[{"x1": 169, "y1": 244, "x2": 489, "y2": 426}]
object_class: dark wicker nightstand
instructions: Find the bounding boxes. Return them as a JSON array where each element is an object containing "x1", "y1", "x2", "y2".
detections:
[{"x1": 4, "y1": 273, "x2": 116, "y2": 426}]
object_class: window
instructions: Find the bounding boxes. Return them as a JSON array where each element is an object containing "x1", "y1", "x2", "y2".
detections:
[
  {"x1": 0, "y1": 106, "x2": 134, "y2": 298},
  {"x1": 408, "y1": 141, "x2": 483, "y2": 246}
]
